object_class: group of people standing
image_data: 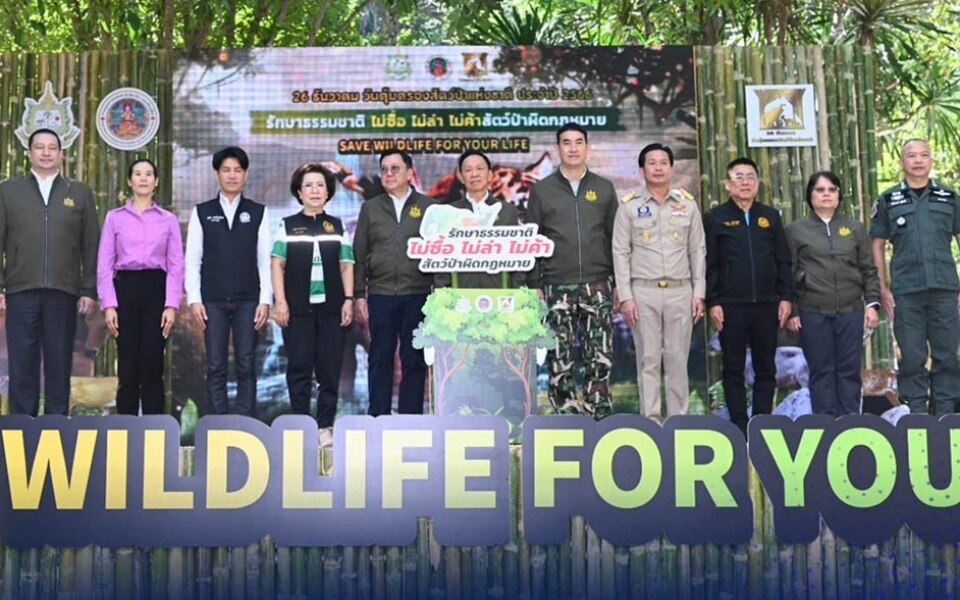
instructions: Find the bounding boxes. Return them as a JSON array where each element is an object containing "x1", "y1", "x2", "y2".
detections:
[{"x1": 0, "y1": 126, "x2": 956, "y2": 437}]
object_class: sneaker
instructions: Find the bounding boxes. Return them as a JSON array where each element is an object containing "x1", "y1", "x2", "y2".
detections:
[{"x1": 318, "y1": 427, "x2": 334, "y2": 448}]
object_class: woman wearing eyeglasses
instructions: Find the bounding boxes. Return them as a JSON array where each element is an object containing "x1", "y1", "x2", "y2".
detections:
[{"x1": 786, "y1": 171, "x2": 880, "y2": 415}]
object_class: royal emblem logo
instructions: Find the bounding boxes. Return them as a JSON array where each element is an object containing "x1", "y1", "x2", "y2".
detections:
[
  {"x1": 323, "y1": 221, "x2": 335, "y2": 233},
  {"x1": 584, "y1": 189, "x2": 598, "y2": 202},
  {"x1": 385, "y1": 53, "x2": 412, "y2": 80},
  {"x1": 409, "y1": 206, "x2": 422, "y2": 219},
  {"x1": 839, "y1": 226, "x2": 852, "y2": 237},
  {"x1": 15, "y1": 81, "x2": 81, "y2": 150},
  {"x1": 96, "y1": 88, "x2": 160, "y2": 151},
  {"x1": 63, "y1": 197, "x2": 75, "y2": 207},
  {"x1": 757, "y1": 216, "x2": 771, "y2": 229},
  {"x1": 239, "y1": 212, "x2": 251, "y2": 224}
]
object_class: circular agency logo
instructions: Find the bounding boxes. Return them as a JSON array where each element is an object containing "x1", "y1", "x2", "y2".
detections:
[
  {"x1": 426, "y1": 56, "x2": 451, "y2": 80},
  {"x1": 96, "y1": 88, "x2": 160, "y2": 151}
]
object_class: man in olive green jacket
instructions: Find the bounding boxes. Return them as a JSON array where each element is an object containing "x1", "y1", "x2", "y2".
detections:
[
  {"x1": 353, "y1": 150, "x2": 435, "y2": 417},
  {"x1": 526, "y1": 123, "x2": 618, "y2": 419},
  {"x1": 0, "y1": 128, "x2": 100, "y2": 416}
]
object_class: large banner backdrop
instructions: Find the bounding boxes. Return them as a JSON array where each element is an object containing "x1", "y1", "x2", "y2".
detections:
[{"x1": 169, "y1": 46, "x2": 699, "y2": 419}]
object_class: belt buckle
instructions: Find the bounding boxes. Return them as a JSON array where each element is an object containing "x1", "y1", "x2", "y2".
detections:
[{"x1": 658, "y1": 280, "x2": 668, "y2": 289}]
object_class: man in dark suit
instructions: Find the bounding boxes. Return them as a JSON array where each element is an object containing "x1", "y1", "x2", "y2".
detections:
[
  {"x1": 0, "y1": 128, "x2": 100, "y2": 416},
  {"x1": 184, "y1": 146, "x2": 272, "y2": 417},
  {"x1": 353, "y1": 150, "x2": 435, "y2": 416}
]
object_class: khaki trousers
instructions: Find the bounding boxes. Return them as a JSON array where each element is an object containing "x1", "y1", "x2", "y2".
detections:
[{"x1": 631, "y1": 283, "x2": 693, "y2": 421}]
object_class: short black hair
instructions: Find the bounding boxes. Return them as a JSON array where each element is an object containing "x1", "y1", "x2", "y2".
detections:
[
  {"x1": 29, "y1": 128, "x2": 62, "y2": 150},
  {"x1": 457, "y1": 150, "x2": 491, "y2": 171},
  {"x1": 725, "y1": 157, "x2": 759, "y2": 178},
  {"x1": 556, "y1": 122, "x2": 588, "y2": 145},
  {"x1": 212, "y1": 146, "x2": 250, "y2": 171},
  {"x1": 127, "y1": 158, "x2": 158, "y2": 180},
  {"x1": 638, "y1": 143, "x2": 674, "y2": 167},
  {"x1": 290, "y1": 162, "x2": 337, "y2": 205},
  {"x1": 379, "y1": 149, "x2": 413, "y2": 169},
  {"x1": 804, "y1": 171, "x2": 843, "y2": 209}
]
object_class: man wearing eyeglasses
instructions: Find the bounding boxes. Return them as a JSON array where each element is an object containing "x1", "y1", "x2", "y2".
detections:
[
  {"x1": 613, "y1": 143, "x2": 706, "y2": 422},
  {"x1": 704, "y1": 157, "x2": 793, "y2": 436},
  {"x1": 870, "y1": 139, "x2": 960, "y2": 415},
  {"x1": 353, "y1": 150, "x2": 435, "y2": 416}
]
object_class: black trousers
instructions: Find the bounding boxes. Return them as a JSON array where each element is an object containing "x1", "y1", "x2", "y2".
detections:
[
  {"x1": 367, "y1": 294, "x2": 428, "y2": 416},
  {"x1": 6, "y1": 289, "x2": 77, "y2": 416},
  {"x1": 283, "y1": 304, "x2": 345, "y2": 428},
  {"x1": 719, "y1": 302, "x2": 779, "y2": 432},
  {"x1": 115, "y1": 270, "x2": 167, "y2": 415}
]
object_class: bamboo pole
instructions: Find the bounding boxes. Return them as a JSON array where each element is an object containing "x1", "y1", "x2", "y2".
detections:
[
  {"x1": 153, "y1": 547, "x2": 169, "y2": 600},
  {"x1": 911, "y1": 533, "x2": 924, "y2": 600},
  {"x1": 341, "y1": 546, "x2": 356, "y2": 600},
  {"x1": 459, "y1": 548, "x2": 472, "y2": 600},
  {"x1": 2, "y1": 547, "x2": 20, "y2": 600},
  {"x1": 942, "y1": 544, "x2": 955, "y2": 600},
  {"x1": 230, "y1": 547, "x2": 245, "y2": 600},
  {"x1": 504, "y1": 448, "x2": 520, "y2": 600},
  {"x1": 879, "y1": 540, "x2": 896, "y2": 599},
  {"x1": 615, "y1": 546, "x2": 630, "y2": 600},
  {"x1": 895, "y1": 527, "x2": 910, "y2": 600},
  {"x1": 444, "y1": 547, "x2": 460, "y2": 600},
  {"x1": 823, "y1": 524, "x2": 837, "y2": 600},
  {"x1": 324, "y1": 546, "x2": 341, "y2": 600},
  {"x1": 748, "y1": 465, "x2": 764, "y2": 599},
  {"x1": 836, "y1": 538, "x2": 851, "y2": 599},
  {"x1": 370, "y1": 546, "x2": 386, "y2": 600},
  {"x1": 414, "y1": 520, "x2": 428, "y2": 600},
  {"x1": 629, "y1": 545, "x2": 645, "y2": 600},
  {"x1": 863, "y1": 544, "x2": 879, "y2": 600},
  {"x1": 260, "y1": 537, "x2": 275, "y2": 600},
  {"x1": 926, "y1": 544, "x2": 941, "y2": 600},
  {"x1": 170, "y1": 547, "x2": 185, "y2": 600},
  {"x1": 307, "y1": 548, "x2": 323, "y2": 599},
  {"x1": 35, "y1": 547, "x2": 53, "y2": 600},
  {"x1": 704, "y1": 544, "x2": 719, "y2": 600},
  {"x1": 545, "y1": 545, "x2": 559, "y2": 600},
  {"x1": 647, "y1": 539, "x2": 663, "y2": 598},
  {"x1": 116, "y1": 547, "x2": 134, "y2": 600},
  {"x1": 792, "y1": 543, "x2": 807, "y2": 600},
  {"x1": 529, "y1": 544, "x2": 545, "y2": 600},
  {"x1": 849, "y1": 545, "x2": 864, "y2": 600},
  {"x1": 763, "y1": 492, "x2": 778, "y2": 600},
  {"x1": 779, "y1": 545, "x2": 794, "y2": 600},
  {"x1": 358, "y1": 547, "x2": 371, "y2": 600},
  {"x1": 663, "y1": 539, "x2": 678, "y2": 600},
  {"x1": 21, "y1": 548, "x2": 38, "y2": 600},
  {"x1": 690, "y1": 545, "x2": 705, "y2": 600},
  {"x1": 291, "y1": 548, "x2": 306, "y2": 600},
  {"x1": 571, "y1": 517, "x2": 586, "y2": 600},
  {"x1": 471, "y1": 546, "x2": 487, "y2": 600},
  {"x1": 557, "y1": 536, "x2": 573, "y2": 598},
  {"x1": 601, "y1": 539, "x2": 616, "y2": 600}
]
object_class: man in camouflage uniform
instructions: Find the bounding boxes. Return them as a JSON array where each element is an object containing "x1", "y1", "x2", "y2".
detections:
[
  {"x1": 613, "y1": 143, "x2": 706, "y2": 421},
  {"x1": 526, "y1": 123, "x2": 618, "y2": 418}
]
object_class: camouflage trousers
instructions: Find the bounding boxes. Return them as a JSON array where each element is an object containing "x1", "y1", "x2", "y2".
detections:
[{"x1": 544, "y1": 279, "x2": 614, "y2": 419}]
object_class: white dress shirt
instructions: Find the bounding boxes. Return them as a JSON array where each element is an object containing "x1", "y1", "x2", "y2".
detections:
[
  {"x1": 32, "y1": 170, "x2": 58, "y2": 205},
  {"x1": 389, "y1": 187, "x2": 413, "y2": 223}
]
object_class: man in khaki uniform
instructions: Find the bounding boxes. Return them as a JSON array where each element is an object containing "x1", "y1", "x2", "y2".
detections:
[{"x1": 612, "y1": 143, "x2": 706, "y2": 421}]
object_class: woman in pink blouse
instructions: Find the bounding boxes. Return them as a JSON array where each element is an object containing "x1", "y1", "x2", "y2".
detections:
[{"x1": 97, "y1": 159, "x2": 184, "y2": 414}]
